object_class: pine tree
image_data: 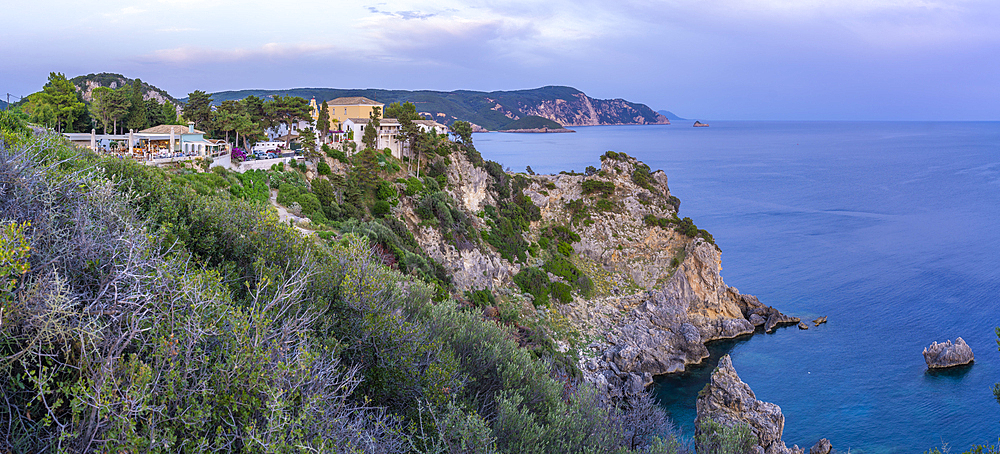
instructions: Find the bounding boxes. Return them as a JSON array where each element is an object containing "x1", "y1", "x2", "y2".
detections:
[{"x1": 125, "y1": 79, "x2": 148, "y2": 131}]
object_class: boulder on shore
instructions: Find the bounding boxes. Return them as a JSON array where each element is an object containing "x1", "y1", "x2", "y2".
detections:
[
  {"x1": 695, "y1": 355, "x2": 804, "y2": 454},
  {"x1": 923, "y1": 338, "x2": 974, "y2": 369},
  {"x1": 809, "y1": 438, "x2": 832, "y2": 454}
]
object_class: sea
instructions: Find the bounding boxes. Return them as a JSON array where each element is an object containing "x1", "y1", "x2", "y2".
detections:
[{"x1": 473, "y1": 122, "x2": 1000, "y2": 453}]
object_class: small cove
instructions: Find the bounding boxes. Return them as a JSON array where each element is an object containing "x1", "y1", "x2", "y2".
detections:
[{"x1": 475, "y1": 122, "x2": 1000, "y2": 452}]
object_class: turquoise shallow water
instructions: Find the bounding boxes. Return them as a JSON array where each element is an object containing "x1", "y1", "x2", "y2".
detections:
[{"x1": 474, "y1": 122, "x2": 1000, "y2": 453}]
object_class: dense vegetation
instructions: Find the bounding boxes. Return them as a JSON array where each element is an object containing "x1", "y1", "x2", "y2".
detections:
[{"x1": 0, "y1": 114, "x2": 690, "y2": 453}]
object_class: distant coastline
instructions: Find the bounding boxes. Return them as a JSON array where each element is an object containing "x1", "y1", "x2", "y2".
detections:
[{"x1": 500, "y1": 127, "x2": 575, "y2": 133}]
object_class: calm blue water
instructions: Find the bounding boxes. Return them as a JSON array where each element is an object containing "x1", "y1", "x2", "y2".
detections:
[{"x1": 474, "y1": 122, "x2": 1000, "y2": 453}]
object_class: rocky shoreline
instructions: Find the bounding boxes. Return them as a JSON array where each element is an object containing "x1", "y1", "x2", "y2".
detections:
[
  {"x1": 398, "y1": 148, "x2": 802, "y2": 399},
  {"x1": 388, "y1": 146, "x2": 809, "y2": 443}
]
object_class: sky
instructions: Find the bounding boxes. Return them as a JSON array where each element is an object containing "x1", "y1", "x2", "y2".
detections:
[{"x1": 3, "y1": 0, "x2": 999, "y2": 120}]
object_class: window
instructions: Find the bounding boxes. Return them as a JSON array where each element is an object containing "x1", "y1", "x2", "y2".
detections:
[{"x1": 344, "y1": 108, "x2": 347, "y2": 114}]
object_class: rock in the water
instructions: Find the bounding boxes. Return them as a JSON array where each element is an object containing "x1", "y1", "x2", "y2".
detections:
[
  {"x1": 809, "y1": 438, "x2": 832, "y2": 454},
  {"x1": 798, "y1": 322, "x2": 809, "y2": 330},
  {"x1": 695, "y1": 355, "x2": 800, "y2": 454},
  {"x1": 750, "y1": 313, "x2": 767, "y2": 327},
  {"x1": 812, "y1": 316, "x2": 827, "y2": 326},
  {"x1": 765, "y1": 311, "x2": 801, "y2": 334},
  {"x1": 923, "y1": 337, "x2": 974, "y2": 369}
]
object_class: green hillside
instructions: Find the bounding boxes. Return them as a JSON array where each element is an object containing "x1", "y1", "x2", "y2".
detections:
[{"x1": 201, "y1": 85, "x2": 663, "y2": 130}]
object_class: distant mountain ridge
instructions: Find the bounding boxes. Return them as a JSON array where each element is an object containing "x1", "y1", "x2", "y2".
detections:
[
  {"x1": 203, "y1": 86, "x2": 669, "y2": 130},
  {"x1": 657, "y1": 110, "x2": 688, "y2": 121}
]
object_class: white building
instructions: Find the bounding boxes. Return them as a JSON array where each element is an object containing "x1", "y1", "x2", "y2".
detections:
[
  {"x1": 265, "y1": 119, "x2": 313, "y2": 142},
  {"x1": 342, "y1": 118, "x2": 450, "y2": 159}
]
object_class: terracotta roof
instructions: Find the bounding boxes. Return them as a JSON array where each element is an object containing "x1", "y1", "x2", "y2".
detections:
[
  {"x1": 328, "y1": 97, "x2": 382, "y2": 106},
  {"x1": 139, "y1": 124, "x2": 205, "y2": 134}
]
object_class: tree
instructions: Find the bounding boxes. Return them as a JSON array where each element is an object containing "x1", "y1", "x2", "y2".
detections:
[
  {"x1": 361, "y1": 106, "x2": 381, "y2": 150},
  {"x1": 213, "y1": 100, "x2": 243, "y2": 144},
  {"x1": 184, "y1": 90, "x2": 213, "y2": 132},
  {"x1": 264, "y1": 95, "x2": 311, "y2": 148},
  {"x1": 38, "y1": 72, "x2": 84, "y2": 133},
  {"x1": 386, "y1": 102, "x2": 421, "y2": 162},
  {"x1": 125, "y1": 79, "x2": 148, "y2": 131},
  {"x1": 317, "y1": 100, "x2": 330, "y2": 140},
  {"x1": 106, "y1": 88, "x2": 132, "y2": 134},
  {"x1": 450, "y1": 120, "x2": 473, "y2": 144},
  {"x1": 238, "y1": 95, "x2": 267, "y2": 150},
  {"x1": 90, "y1": 87, "x2": 114, "y2": 133},
  {"x1": 299, "y1": 127, "x2": 319, "y2": 159},
  {"x1": 145, "y1": 98, "x2": 166, "y2": 127},
  {"x1": 160, "y1": 101, "x2": 180, "y2": 125},
  {"x1": 384, "y1": 101, "x2": 419, "y2": 122}
]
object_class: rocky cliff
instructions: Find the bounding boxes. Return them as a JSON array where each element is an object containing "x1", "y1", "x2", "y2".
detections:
[
  {"x1": 695, "y1": 355, "x2": 805, "y2": 454},
  {"x1": 387, "y1": 148, "x2": 797, "y2": 397},
  {"x1": 518, "y1": 92, "x2": 670, "y2": 127},
  {"x1": 69, "y1": 73, "x2": 180, "y2": 105}
]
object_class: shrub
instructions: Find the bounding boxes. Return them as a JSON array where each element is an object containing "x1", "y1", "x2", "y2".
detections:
[
  {"x1": 513, "y1": 266, "x2": 550, "y2": 306},
  {"x1": 542, "y1": 225, "x2": 581, "y2": 244},
  {"x1": 557, "y1": 241, "x2": 573, "y2": 257},
  {"x1": 594, "y1": 198, "x2": 615, "y2": 212},
  {"x1": 631, "y1": 162, "x2": 653, "y2": 190},
  {"x1": 401, "y1": 177, "x2": 424, "y2": 196},
  {"x1": 377, "y1": 180, "x2": 398, "y2": 201},
  {"x1": 543, "y1": 256, "x2": 592, "y2": 298},
  {"x1": 600, "y1": 150, "x2": 623, "y2": 161},
  {"x1": 667, "y1": 195, "x2": 681, "y2": 212},
  {"x1": 585, "y1": 165, "x2": 598, "y2": 176},
  {"x1": 317, "y1": 160, "x2": 332, "y2": 175},
  {"x1": 372, "y1": 200, "x2": 391, "y2": 217},
  {"x1": 582, "y1": 179, "x2": 615, "y2": 196},
  {"x1": 465, "y1": 289, "x2": 497, "y2": 308},
  {"x1": 696, "y1": 419, "x2": 756, "y2": 454},
  {"x1": 550, "y1": 281, "x2": 572, "y2": 303},
  {"x1": 323, "y1": 143, "x2": 347, "y2": 162}
]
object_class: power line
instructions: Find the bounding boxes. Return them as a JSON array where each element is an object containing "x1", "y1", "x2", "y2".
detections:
[{"x1": 5, "y1": 93, "x2": 26, "y2": 111}]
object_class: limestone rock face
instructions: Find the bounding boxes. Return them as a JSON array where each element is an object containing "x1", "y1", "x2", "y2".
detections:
[
  {"x1": 695, "y1": 355, "x2": 801, "y2": 454},
  {"x1": 397, "y1": 150, "x2": 799, "y2": 397},
  {"x1": 923, "y1": 338, "x2": 974, "y2": 369}
]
